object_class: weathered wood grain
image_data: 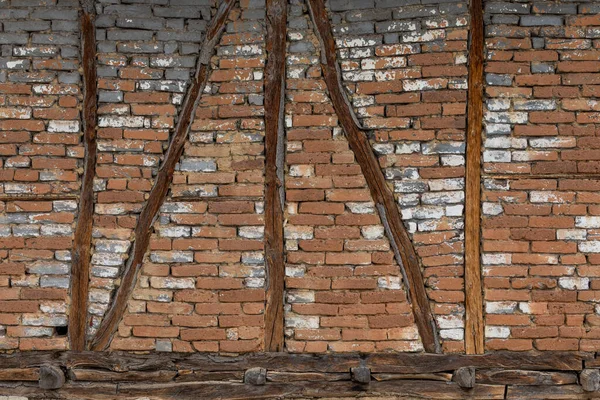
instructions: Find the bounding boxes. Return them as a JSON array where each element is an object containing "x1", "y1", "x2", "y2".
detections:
[
  {"x1": 476, "y1": 369, "x2": 578, "y2": 386},
  {"x1": 0, "y1": 383, "x2": 118, "y2": 399},
  {"x1": 506, "y1": 385, "x2": 593, "y2": 399},
  {"x1": 68, "y1": 369, "x2": 177, "y2": 383},
  {"x1": 266, "y1": 371, "x2": 349, "y2": 382},
  {"x1": 372, "y1": 372, "x2": 452, "y2": 382},
  {"x1": 306, "y1": 0, "x2": 440, "y2": 354},
  {"x1": 365, "y1": 352, "x2": 588, "y2": 373},
  {"x1": 464, "y1": 0, "x2": 485, "y2": 355},
  {"x1": 69, "y1": 0, "x2": 97, "y2": 352},
  {"x1": 0, "y1": 351, "x2": 589, "y2": 374},
  {"x1": 263, "y1": 0, "x2": 287, "y2": 353},
  {"x1": 0, "y1": 351, "x2": 595, "y2": 399},
  {"x1": 116, "y1": 380, "x2": 505, "y2": 400},
  {"x1": 175, "y1": 370, "x2": 244, "y2": 382},
  {"x1": 0, "y1": 368, "x2": 39, "y2": 381},
  {"x1": 88, "y1": 0, "x2": 236, "y2": 351}
]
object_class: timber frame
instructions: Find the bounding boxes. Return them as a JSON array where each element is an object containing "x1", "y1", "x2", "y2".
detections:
[
  {"x1": 68, "y1": 0, "x2": 97, "y2": 352},
  {"x1": 88, "y1": 0, "x2": 236, "y2": 351},
  {"x1": 464, "y1": 0, "x2": 485, "y2": 355},
  {"x1": 76, "y1": 0, "x2": 445, "y2": 354},
  {"x1": 3, "y1": 351, "x2": 600, "y2": 399},
  {"x1": 3, "y1": 0, "x2": 600, "y2": 398},
  {"x1": 307, "y1": 0, "x2": 441, "y2": 354}
]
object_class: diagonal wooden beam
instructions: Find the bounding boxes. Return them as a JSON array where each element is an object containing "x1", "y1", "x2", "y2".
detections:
[
  {"x1": 465, "y1": 0, "x2": 485, "y2": 355},
  {"x1": 69, "y1": 0, "x2": 97, "y2": 352},
  {"x1": 263, "y1": 0, "x2": 287, "y2": 352},
  {"x1": 306, "y1": 0, "x2": 440, "y2": 353},
  {"x1": 89, "y1": 0, "x2": 236, "y2": 351}
]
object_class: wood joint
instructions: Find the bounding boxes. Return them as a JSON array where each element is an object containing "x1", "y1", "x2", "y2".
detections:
[
  {"x1": 453, "y1": 366, "x2": 476, "y2": 389},
  {"x1": 351, "y1": 366, "x2": 371, "y2": 384},
  {"x1": 39, "y1": 365, "x2": 65, "y2": 390},
  {"x1": 580, "y1": 369, "x2": 600, "y2": 392},
  {"x1": 244, "y1": 367, "x2": 267, "y2": 386}
]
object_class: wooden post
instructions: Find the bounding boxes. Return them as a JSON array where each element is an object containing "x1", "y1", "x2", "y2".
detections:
[
  {"x1": 464, "y1": 0, "x2": 485, "y2": 355},
  {"x1": 263, "y1": 0, "x2": 287, "y2": 352},
  {"x1": 69, "y1": 0, "x2": 97, "y2": 352},
  {"x1": 89, "y1": 0, "x2": 236, "y2": 351},
  {"x1": 307, "y1": 0, "x2": 440, "y2": 353}
]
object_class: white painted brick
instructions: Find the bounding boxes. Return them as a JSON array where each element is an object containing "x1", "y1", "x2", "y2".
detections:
[
  {"x1": 579, "y1": 241, "x2": 600, "y2": 253},
  {"x1": 485, "y1": 326, "x2": 510, "y2": 339},
  {"x1": 377, "y1": 276, "x2": 401, "y2": 290},
  {"x1": 558, "y1": 277, "x2": 589, "y2": 290},
  {"x1": 485, "y1": 301, "x2": 517, "y2": 314},
  {"x1": 482, "y1": 202, "x2": 503, "y2": 216},
  {"x1": 576, "y1": 216, "x2": 600, "y2": 229}
]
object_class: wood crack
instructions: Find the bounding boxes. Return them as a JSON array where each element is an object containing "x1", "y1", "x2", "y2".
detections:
[
  {"x1": 465, "y1": 0, "x2": 485, "y2": 355},
  {"x1": 69, "y1": 0, "x2": 98, "y2": 352},
  {"x1": 263, "y1": 0, "x2": 287, "y2": 352},
  {"x1": 88, "y1": 0, "x2": 236, "y2": 351},
  {"x1": 306, "y1": 0, "x2": 440, "y2": 353}
]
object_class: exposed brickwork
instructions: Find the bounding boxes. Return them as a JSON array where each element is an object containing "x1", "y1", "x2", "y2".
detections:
[
  {"x1": 0, "y1": 0, "x2": 81, "y2": 351},
  {"x1": 87, "y1": 0, "x2": 213, "y2": 337},
  {"x1": 326, "y1": 0, "x2": 469, "y2": 352},
  {"x1": 482, "y1": 0, "x2": 600, "y2": 351},
  {"x1": 0, "y1": 0, "x2": 598, "y2": 354},
  {"x1": 283, "y1": 1, "x2": 421, "y2": 353}
]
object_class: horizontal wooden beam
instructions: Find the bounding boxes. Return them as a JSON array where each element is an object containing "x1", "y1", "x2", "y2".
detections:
[
  {"x1": 0, "y1": 351, "x2": 589, "y2": 373},
  {"x1": 0, "y1": 351, "x2": 593, "y2": 399}
]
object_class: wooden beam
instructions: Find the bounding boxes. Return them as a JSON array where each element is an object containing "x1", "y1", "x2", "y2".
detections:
[
  {"x1": 263, "y1": 0, "x2": 287, "y2": 352},
  {"x1": 306, "y1": 0, "x2": 440, "y2": 353},
  {"x1": 88, "y1": 0, "x2": 236, "y2": 351},
  {"x1": 0, "y1": 351, "x2": 590, "y2": 374},
  {"x1": 464, "y1": 0, "x2": 485, "y2": 355},
  {"x1": 69, "y1": 0, "x2": 97, "y2": 352},
  {"x1": 0, "y1": 380, "x2": 506, "y2": 400},
  {"x1": 0, "y1": 368, "x2": 39, "y2": 381}
]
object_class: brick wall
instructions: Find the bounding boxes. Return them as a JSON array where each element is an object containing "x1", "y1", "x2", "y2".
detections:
[
  {"x1": 0, "y1": 0, "x2": 597, "y2": 354},
  {"x1": 482, "y1": 0, "x2": 600, "y2": 351}
]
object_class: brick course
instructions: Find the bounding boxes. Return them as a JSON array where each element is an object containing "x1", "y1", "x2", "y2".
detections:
[
  {"x1": 0, "y1": 0, "x2": 596, "y2": 354},
  {"x1": 482, "y1": 0, "x2": 600, "y2": 351}
]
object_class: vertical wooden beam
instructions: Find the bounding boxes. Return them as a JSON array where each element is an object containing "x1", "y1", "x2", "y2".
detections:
[
  {"x1": 89, "y1": 0, "x2": 236, "y2": 351},
  {"x1": 263, "y1": 0, "x2": 287, "y2": 352},
  {"x1": 465, "y1": 0, "x2": 485, "y2": 355},
  {"x1": 307, "y1": 0, "x2": 440, "y2": 353},
  {"x1": 69, "y1": 0, "x2": 97, "y2": 351}
]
